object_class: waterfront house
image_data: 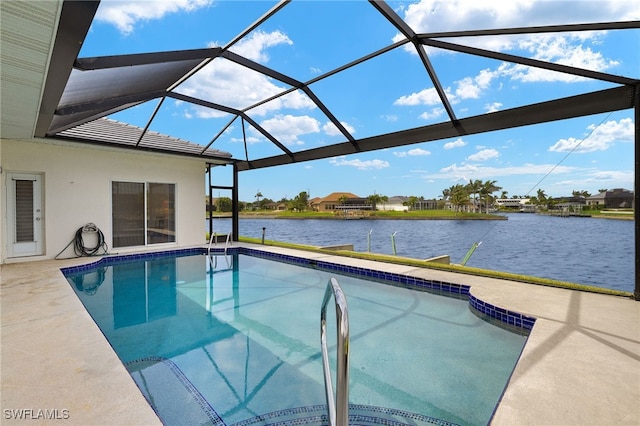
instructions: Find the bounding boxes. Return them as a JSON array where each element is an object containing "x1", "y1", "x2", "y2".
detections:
[
  {"x1": 586, "y1": 188, "x2": 634, "y2": 209},
  {"x1": 379, "y1": 196, "x2": 409, "y2": 212},
  {"x1": 310, "y1": 192, "x2": 365, "y2": 212},
  {"x1": 495, "y1": 198, "x2": 532, "y2": 209},
  {"x1": 414, "y1": 198, "x2": 439, "y2": 210}
]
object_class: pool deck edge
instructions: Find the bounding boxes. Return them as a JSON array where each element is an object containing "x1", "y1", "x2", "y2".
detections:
[{"x1": 1, "y1": 257, "x2": 162, "y2": 426}]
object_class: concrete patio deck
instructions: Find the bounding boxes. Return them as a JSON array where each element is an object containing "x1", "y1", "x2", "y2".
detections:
[{"x1": 1, "y1": 243, "x2": 639, "y2": 425}]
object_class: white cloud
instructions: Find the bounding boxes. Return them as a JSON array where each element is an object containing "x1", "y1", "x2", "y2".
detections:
[
  {"x1": 95, "y1": 0, "x2": 213, "y2": 35},
  {"x1": 484, "y1": 102, "x2": 502, "y2": 112},
  {"x1": 394, "y1": 148, "x2": 431, "y2": 157},
  {"x1": 443, "y1": 138, "x2": 466, "y2": 150},
  {"x1": 394, "y1": 87, "x2": 446, "y2": 106},
  {"x1": 544, "y1": 169, "x2": 633, "y2": 193},
  {"x1": 396, "y1": 1, "x2": 633, "y2": 88},
  {"x1": 455, "y1": 68, "x2": 496, "y2": 99},
  {"x1": 329, "y1": 157, "x2": 390, "y2": 170},
  {"x1": 323, "y1": 121, "x2": 355, "y2": 137},
  {"x1": 587, "y1": 169, "x2": 634, "y2": 182},
  {"x1": 177, "y1": 31, "x2": 316, "y2": 118},
  {"x1": 467, "y1": 148, "x2": 499, "y2": 162},
  {"x1": 396, "y1": 67, "x2": 497, "y2": 109},
  {"x1": 230, "y1": 29, "x2": 292, "y2": 62},
  {"x1": 230, "y1": 135, "x2": 261, "y2": 144},
  {"x1": 399, "y1": 0, "x2": 640, "y2": 49},
  {"x1": 258, "y1": 114, "x2": 320, "y2": 146},
  {"x1": 419, "y1": 107, "x2": 444, "y2": 120},
  {"x1": 504, "y1": 35, "x2": 620, "y2": 83},
  {"x1": 549, "y1": 118, "x2": 634, "y2": 153},
  {"x1": 431, "y1": 162, "x2": 576, "y2": 181}
]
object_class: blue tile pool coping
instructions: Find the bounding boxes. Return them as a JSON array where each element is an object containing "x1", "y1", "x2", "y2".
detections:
[{"x1": 61, "y1": 246, "x2": 536, "y2": 331}]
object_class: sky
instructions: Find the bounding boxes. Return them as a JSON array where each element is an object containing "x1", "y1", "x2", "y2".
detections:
[{"x1": 81, "y1": 0, "x2": 639, "y2": 203}]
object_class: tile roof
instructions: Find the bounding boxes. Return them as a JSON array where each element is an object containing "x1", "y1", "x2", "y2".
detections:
[{"x1": 56, "y1": 118, "x2": 232, "y2": 162}]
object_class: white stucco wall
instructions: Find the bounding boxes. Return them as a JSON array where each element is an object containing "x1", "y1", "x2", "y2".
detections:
[
  {"x1": 1, "y1": 138, "x2": 213, "y2": 263},
  {"x1": 379, "y1": 202, "x2": 408, "y2": 212}
]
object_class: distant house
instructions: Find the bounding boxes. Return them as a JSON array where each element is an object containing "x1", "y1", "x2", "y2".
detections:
[
  {"x1": 308, "y1": 197, "x2": 322, "y2": 210},
  {"x1": 586, "y1": 188, "x2": 634, "y2": 209},
  {"x1": 377, "y1": 196, "x2": 437, "y2": 211},
  {"x1": 310, "y1": 192, "x2": 370, "y2": 212},
  {"x1": 495, "y1": 198, "x2": 531, "y2": 208},
  {"x1": 552, "y1": 196, "x2": 586, "y2": 209},
  {"x1": 379, "y1": 196, "x2": 408, "y2": 212},
  {"x1": 264, "y1": 202, "x2": 287, "y2": 211},
  {"x1": 414, "y1": 198, "x2": 438, "y2": 210}
]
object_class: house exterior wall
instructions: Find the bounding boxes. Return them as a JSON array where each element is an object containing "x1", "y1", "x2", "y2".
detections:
[
  {"x1": 378, "y1": 202, "x2": 408, "y2": 212},
  {"x1": 1, "y1": 138, "x2": 208, "y2": 264},
  {"x1": 586, "y1": 189, "x2": 634, "y2": 209}
]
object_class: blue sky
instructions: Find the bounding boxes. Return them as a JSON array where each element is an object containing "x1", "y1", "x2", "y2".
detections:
[{"x1": 81, "y1": 0, "x2": 639, "y2": 202}]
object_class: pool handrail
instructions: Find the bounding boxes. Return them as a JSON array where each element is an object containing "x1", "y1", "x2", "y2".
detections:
[
  {"x1": 320, "y1": 277, "x2": 350, "y2": 426},
  {"x1": 224, "y1": 231, "x2": 232, "y2": 256},
  {"x1": 207, "y1": 231, "x2": 233, "y2": 270}
]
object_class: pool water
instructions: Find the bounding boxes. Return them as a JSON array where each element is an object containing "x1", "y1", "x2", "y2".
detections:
[{"x1": 65, "y1": 250, "x2": 531, "y2": 426}]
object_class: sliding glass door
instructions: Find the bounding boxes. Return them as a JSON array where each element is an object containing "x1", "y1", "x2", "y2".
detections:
[{"x1": 112, "y1": 181, "x2": 175, "y2": 248}]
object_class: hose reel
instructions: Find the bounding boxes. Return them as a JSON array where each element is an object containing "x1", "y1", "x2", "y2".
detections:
[{"x1": 55, "y1": 223, "x2": 109, "y2": 259}]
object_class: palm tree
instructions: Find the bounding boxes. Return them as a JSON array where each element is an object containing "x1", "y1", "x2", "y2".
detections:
[
  {"x1": 450, "y1": 184, "x2": 469, "y2": 213},
  {"x1": 403, "y1": 195, "x2": 419, "y2": 211},
  {"x1": 380, "y1": 195, "x2": 389, "y2": 210},
  {"x1": 466, "y1": 179, "x2": 482, "y2": 212},
  {"x1": 442, "y1": 187, "x2": 451, "y2": 201},
  {"x1": 480, "y1": 180, "x2": 501, "y2": 213},
  {"x1": 367, "y1": 193, "x2": 382, "y2": 210},
  {"x1": 536, "y1": 188, "x2": 547, "y2": 208}
]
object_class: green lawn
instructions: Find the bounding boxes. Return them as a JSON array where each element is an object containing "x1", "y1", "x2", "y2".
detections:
[{"x1": 236, "y1": 236, "x2": 633, "y2": 298}]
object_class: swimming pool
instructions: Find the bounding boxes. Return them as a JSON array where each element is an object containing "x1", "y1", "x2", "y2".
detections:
[{"x1": 63, "y1": 247, "x2": 533, "y2": 426}]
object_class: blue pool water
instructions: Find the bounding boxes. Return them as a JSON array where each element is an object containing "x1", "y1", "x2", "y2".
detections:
[{"x1": 64, "y1": 248, "x2": 532, "y2": 426}]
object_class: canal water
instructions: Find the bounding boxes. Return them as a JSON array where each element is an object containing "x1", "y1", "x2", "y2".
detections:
[{"x1": 208, "y1": 213, "x2": 634, "y2": 293}]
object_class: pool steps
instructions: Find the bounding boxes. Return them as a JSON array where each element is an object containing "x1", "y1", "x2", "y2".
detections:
[{"x1": 126, "y1": 356, "x2": 459, "y2": 426}]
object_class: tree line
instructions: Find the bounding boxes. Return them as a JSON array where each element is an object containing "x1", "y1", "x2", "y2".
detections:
[{"x1": 209, "y1": 183, "x2": 608, "y2": 213}]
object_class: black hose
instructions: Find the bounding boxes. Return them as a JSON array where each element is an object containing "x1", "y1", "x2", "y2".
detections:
[
  {"x1": 55, "y1": 223, "x2": 109, "y2": 259},
  {"x1": 73, "y1": 225, "x2": 108, "y2": 257}
]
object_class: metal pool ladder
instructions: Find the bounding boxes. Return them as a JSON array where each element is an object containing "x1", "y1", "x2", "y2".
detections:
[
  {"x1": 207, "y1": 231, "x2": 233, "y2": 256},
  {"x1": 320, "y1": 278, "x2": 350, "y2": 426}
]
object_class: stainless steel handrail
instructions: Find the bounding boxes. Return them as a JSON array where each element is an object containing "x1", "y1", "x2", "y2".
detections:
[
  {"x1": 224, "y1": 231, "x2": 232, "y2": 256},
  {"x1": 320, "y1": 277, "x2": 350, "y2": 426}
]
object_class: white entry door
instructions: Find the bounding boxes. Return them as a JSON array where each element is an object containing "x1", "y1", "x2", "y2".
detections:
[{"x1": 7, "y1": 173, "x2": 44, "y2": 257}]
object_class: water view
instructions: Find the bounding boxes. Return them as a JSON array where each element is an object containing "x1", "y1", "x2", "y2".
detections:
[{"x1": 209, "y1": 213, "x2": 634, "y2": 293}]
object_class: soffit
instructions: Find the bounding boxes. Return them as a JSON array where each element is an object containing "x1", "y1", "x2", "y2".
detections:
[{"x1": 0, "y1": 0, "x2": 62, "y2": 138}]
